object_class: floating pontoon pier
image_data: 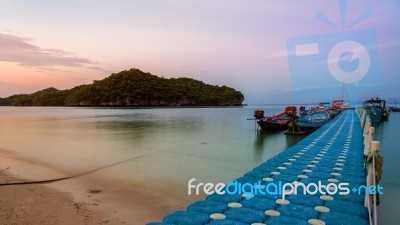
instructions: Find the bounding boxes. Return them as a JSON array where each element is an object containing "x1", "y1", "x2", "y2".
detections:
[{"x1": 148, "y1": 109, "x2": 380, "y2": 225}]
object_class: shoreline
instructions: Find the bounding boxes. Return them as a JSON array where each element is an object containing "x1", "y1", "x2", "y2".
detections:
[
  {"x1": 0, "y1": 152, "x2": 184, "y2": 224},
  {"x1": 0, "y1": 168, "x2": 111, "y2": 225}
]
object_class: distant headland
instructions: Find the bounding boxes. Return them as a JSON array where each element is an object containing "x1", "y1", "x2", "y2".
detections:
[{"x1": 0, "y1": 68, "x2": 244, "y2": 107}]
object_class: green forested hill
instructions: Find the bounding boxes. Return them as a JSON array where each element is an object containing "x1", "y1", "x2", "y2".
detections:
[{"x1": 0, "y1": 68, "x2": 244, "y2": 106}]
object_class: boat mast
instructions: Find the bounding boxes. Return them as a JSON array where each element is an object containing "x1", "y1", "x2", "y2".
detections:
[{"x1": 342, "y1": 79, "x2": 350, "y2": 103}]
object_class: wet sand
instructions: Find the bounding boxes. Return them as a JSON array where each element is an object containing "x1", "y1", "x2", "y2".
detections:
[
  {"x1": 0, "y1": 152, "x2": 184, "y2": 225},
  {"x1": 0, "y1": 169, "x2": 109, "y2": 225}
]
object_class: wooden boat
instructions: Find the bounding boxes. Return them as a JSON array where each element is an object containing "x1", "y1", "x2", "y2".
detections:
[
  {"x1": 296, "y1": 110, "x2": 331, "y2": 130},
  {"x1": 363, "y1": 98, "x2": 390, "y2": 122},
  {"x1": 285, "y1": 109, "x2": 330, "y2": 135},
  {"x1": 313, "y1": 100, "x2": 346, "y2": 118},
  {"x1": 257, "y1": 106, "x2": 296, "y2": 131},
  {"x1": 327, "y1": 108, "x2": 339, "y2": 118},
  {"x1": 332, "y1": 100, "x2": 347, "y2": 111},
  {"x1": 298, "y1": 106, "x2": 309, "y2": 117},
  {"x1": 315, "y1": 102, "x2": 330, "y2": 112},
  {"x1": 299, "y1": 101, "x2": 343, "y2": 119},
  {"x1": 388, "y1": 98, "x2": 400, "y2": 112},
  {"x1": 389, "y1": 106, "x2": 400, "y2": 112}
]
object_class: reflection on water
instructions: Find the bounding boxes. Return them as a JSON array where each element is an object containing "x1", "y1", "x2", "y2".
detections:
[
  {"x1": 254, "y1": 132, "x2": 268, "y2": 153},
  {"x1": 286, "y1": 133, "x2": 308, "y2": 149},
  {"x1": 254, "y1": 131, "x2": 307, "y2": 160},
  {"x1": 0, "y1": 106, "x2": 304, "y2": 215},
  {"x1": 253, "y1": 132, "x2": 278, "y2": 159},
  {"x1": 3, "y1": 106, "x2": 398, "y2": 223},
  {"x1": 374, "y1": 112, "x2": 400, "y2": 224}
]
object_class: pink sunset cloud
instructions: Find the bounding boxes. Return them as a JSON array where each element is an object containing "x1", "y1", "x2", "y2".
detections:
[{"x1": 0, "y1": 33, "x2": 96, "y2": 68}]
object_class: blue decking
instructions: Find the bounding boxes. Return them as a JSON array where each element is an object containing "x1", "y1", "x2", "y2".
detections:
[{"x1": 148, "y1": 110, "x2": 368, "y2": 225}]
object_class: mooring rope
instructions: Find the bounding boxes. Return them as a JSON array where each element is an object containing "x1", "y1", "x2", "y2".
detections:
[
  {"x1": 0, "y1": 149, "x2": 165, "y2": 186},
  {"x1": 0, "y1": 134, "x2": 258, "y2": 186}
]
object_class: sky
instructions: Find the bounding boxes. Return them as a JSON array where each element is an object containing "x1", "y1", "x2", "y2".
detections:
[{"x1": 0, "y1": 0, "x2": 399, "y2": 104}]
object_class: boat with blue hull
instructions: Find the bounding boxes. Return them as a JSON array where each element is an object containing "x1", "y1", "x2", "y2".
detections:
[
  {"x1": 286, "y1": 109, "x2": 331, "y2": 135},
  {"x1": 363, "y1": 98, "x2": 390, "y2": 122},
  {"x1": 296, "y1": 110, "x2": 331, "y2": 130}
]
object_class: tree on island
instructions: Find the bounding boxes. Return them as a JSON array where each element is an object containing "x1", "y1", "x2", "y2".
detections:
[{"x1": 0, "y1": 68, "x2": 244, "y2": 107}]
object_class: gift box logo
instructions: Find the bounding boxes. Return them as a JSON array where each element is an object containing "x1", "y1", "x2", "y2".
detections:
[{"x1": 286, "y1": 0, "x2": 381, "y2": 100}]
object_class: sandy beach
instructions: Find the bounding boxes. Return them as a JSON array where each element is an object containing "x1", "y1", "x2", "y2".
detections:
[
  {"x1": 0, "y1": 152, "x2": 184, "y2": 225},
  {"x1": 0, "y1": 169, "x2": 110, "y2": 225}
]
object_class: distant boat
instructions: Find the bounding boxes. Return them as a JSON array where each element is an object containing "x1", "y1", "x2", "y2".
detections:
[
  {"x1": 328, "y1": 100, "x2": 347, "y2": 118},
  {"x1": 388, "y1": 98, "x2": 400, "y2": 112},
  {"x1": 315, "y1": 102, "x2": 330, "y2": 112},
  {"x1": 257, "y1": 106, "x2": 296, "y2": 131},
  {"x1": 332, "y1": 99, "x2": 348, "y2": 111},
  {"x1": 363, "y1": 98, "x2": 390, "y2": 122},
  {"x1": 327, "y1": 108, "x2": 339, "y2": 118},
  {"x1": 389, "y1": 106, "x2": 400, "y2": 112},
  {"x1": 304, "y1": 102, "x2": 339, "y2": 118}
]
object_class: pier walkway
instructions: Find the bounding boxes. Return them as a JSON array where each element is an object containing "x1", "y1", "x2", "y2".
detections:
[{"x1": 148, "y1": 110, "x2": 369, "y2": 225}]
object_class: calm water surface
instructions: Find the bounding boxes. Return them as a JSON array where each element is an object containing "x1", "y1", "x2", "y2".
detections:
[
  {"x1": 0, "y1": 107, "x2": 398, "y2": 224},
  {"x1": 374, "y1": 112, "x2": 400, "y2": 224},
  {"x1": 0, "y1": 106, "x2": 303, "y2": 204}
]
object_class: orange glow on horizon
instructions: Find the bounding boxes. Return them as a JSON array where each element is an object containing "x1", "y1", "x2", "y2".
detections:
[{"x1": 0, "y1": 62, "x2": 110, "y2": 96}]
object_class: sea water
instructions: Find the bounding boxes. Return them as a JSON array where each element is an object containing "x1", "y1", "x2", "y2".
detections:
[
  {"x1": 0, "y1": 107, "x2": 301, "y2": 203},
  {"x1": 374, "y1": 112, "x2": 400, "y2": 224},
  {"x1": 0, "y1": 106, "x2": 397, "y2": 224}
]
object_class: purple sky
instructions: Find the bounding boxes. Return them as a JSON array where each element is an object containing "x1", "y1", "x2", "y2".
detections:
[{"x1": 0, "y1": 0, "x2": 399, "y2": 104}]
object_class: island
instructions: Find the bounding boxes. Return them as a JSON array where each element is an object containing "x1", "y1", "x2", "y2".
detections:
[{"x1": 0, "y1": 68, "x2": 244, "y2": 107}]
